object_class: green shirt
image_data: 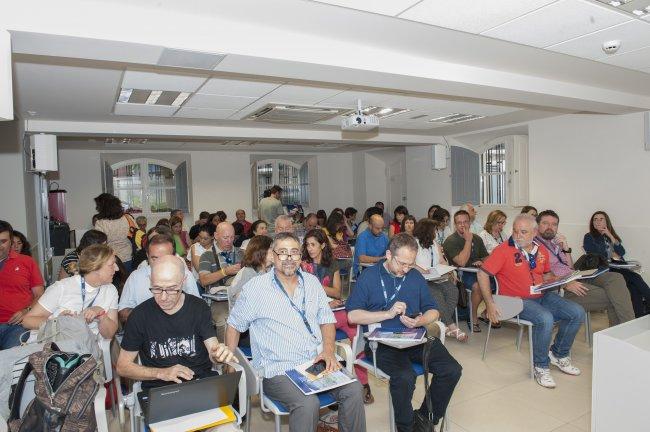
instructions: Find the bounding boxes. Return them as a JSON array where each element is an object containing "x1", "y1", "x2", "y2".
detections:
[{"x1": 442, "y1": 232, "x2": 489, "y2": 266}]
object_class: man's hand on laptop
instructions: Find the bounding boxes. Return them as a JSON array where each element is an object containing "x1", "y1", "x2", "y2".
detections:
[
  {"x1": 157, "y1": 365, "x2": 195, "y2": 383},
  {"x1": 209, "y1": 343, "x2": 238, "y2": 364}
]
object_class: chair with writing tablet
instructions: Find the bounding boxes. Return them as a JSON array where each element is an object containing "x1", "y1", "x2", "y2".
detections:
[{"x1": 351, "y1": 322, "x2": 449, "y2": 432}]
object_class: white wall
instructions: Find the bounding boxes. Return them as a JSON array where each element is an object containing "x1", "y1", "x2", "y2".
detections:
[
  {"x1": 0, "y1": 120, "x2": 28, "y2": 233},
  {"x1": 405, "y1": 145, "x2": 452, "y2": 219},
  {"x1": 316, "y1": 153, "x2": 354, "y2": 213},
  {"x1": 529, "y1": 112, "x2": 650, "y2": 278},
  {"x1": 364, "y1": 152, "x2": 388, "y2": 209}
]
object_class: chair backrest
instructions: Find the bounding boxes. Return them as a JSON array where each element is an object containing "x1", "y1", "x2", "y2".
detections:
[
  {"x1": 235, "y1": 348, "x2": 260, "y2": 397},
  {"x1": 492, "y1": 295, "x2": 524, "y2": 321},
  {"x1": 352, "y1": 325, "x2": 367, "y2": 358}
]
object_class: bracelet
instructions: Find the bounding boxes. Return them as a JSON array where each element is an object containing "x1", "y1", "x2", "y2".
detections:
[{"x1": 220, "y1": 268, "x2": 227, "y2": 277}]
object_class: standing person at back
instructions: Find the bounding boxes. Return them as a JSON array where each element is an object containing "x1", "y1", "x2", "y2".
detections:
[
  {"x1": 258, "y1": 185, "x2": 285, "y2": 233},
  {"x1": 93, "y1": 193, "x2": 135, "y2": 273}
]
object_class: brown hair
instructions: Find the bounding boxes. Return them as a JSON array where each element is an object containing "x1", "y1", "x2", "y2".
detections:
[
  {"x1": 484, "y1": 210, "x2": 507, "y2": 233},
  {"x1": 242, "y1": 235, "x2": 273, "y2": 270},
  {"x1": 413, "y1": 218, "x2": 437, "y2": 249},
  {"x1": 169, "y1": 215, "x2": 183, "y2": 229},
  {"x1": 589, "y1": 211, "x2": 621, "y2": 242},
  {"x1": 69, "y1": 243, "x2": 114, "y2": 276}
]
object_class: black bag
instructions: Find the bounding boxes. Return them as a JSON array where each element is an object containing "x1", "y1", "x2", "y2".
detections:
[
  {"x1": 574, "y1": 253, "x2": 608, "y2": 271},
  {"x1": 413, "y1": 337, "x2": 439, "y2": 432},
  {"x1": 456, "y1": 280, "x2": 468, "y2": 309}
]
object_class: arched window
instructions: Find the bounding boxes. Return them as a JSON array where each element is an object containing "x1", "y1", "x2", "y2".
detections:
[
  {"x1": 106, "y1": 158, "x2": 189, "y2": 217},
  {"x1": 253, "y1": 159, "x2": 309, "y2": 208},
  {"x1": 480, "y1": 142, "x2": 507, "y2": 205}
]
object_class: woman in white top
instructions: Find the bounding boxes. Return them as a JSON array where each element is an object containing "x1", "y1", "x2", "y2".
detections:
[
  {"x1": 93, "y1": 193, "x2": 134, "y2": 272},
  {"x1": 413, "y1": 218, "x2": 467, "y2": 342},
  {"x1": 23, "y1": 244, "x2": 119, "y2": 340},
  {"x1": 478, "y1": 210, "x2": 507, "y2": 254},
  {"x1": 187, "y1": 224, "x2": 215, "y2": 281},
  {"x1": 229, "y1": 235, "x2": 274, "y2": 305},
  {"x1": 239, "y1": 219, "x2": 269, "y2": 251}
]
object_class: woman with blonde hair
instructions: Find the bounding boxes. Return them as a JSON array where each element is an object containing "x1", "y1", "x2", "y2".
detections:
[
  {"x1": 23, "y1": 244, "x2": 120, "y2": 339},
  {"x1": 478, "y1": 210, "x2": 507, "y2": 254}
]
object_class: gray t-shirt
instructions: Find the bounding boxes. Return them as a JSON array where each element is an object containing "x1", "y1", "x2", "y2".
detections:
[
  {"x1": 198, "y1": 245, "x2": 243, "y2": 288},
  {"x1": 258, "y1": 197, "x2": 285, "y2": 230}
]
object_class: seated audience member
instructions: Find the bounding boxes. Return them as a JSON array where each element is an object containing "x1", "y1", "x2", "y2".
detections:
[
  {"x1": 229, "y1": 236, "x2": 273, "y2": 304},
  {"x1": 170, "y1": 208, "x2": 184, "y2": 221},
  {"x1": 584, "y1": 211, "x2": 650, "y2": 317},
  {"x1": 323, "y1": 212, "x2": 353, "y2": 259},
  {"x1": 303, "y1": 213, "x2": 319, "y2": 232},
  {"x1": 227, "y1": 233, "x2": 366, "y2": 432},
  {"x1": 353, "y1": 214, "x2": 389, "y2": 275},
  {"x1": 209, "y1": 213, "x2": 221, "y2": 228},
  {"x1": 216, "y1": 210, "x2": 228, "y2": 223},
  {"x1": 536, "y1": 210, "x2": 634, "y2": 325},
  {"x1": 235, "y1": 209, "x2": 252, "y2": 237},
  {"x1": 117, "y1": 255, "x2": 237, "y2": 396},
  {"x1": 316, "y1": 209, "x2": 328, "y2": 228},
  {"x1": 119, "y1": 233, "x2": 200, "y2": 323},
  {"x1": 389, "y1": 205, "x2": 409, "y2": 239},
  {"x1": 356, "y1": 206, "x2": 383, "y2": 236},
  {"x1": 344, "y1": 207, "x2": 358, "y2": 234},
  {"x1": 431, "y1": 208, "x2": 452, "y2": 245},
  {"x1": 189, "y1": 211, "x2": 210, "y2": 241},
  {"x1": 156, "y1": 218, "x2": 170, "y2": 228},
  {"x1": 132, "y1": 225, "x2": 174, "y2": 269},
  {"x1": 401, "y1": 215, "x2": 416, "y2": 237},
  {"x1": 134, "y1": 216, "x2": 147, "y2": 249},
  {"x1": 375, "y1": 201, "x2": 390, "y2": 227},
  {"x1": 240, "y1": 219, "x2": 268, "y2": 251},
  {"x1": 187, "y1": 224, "x2": 215, "y2": 282},
  {"x1": 259, "y1": 185, "x2": 285, "y2": 232},
  {"x1": 347, "y1": 234, "x2": 462, "y2": 431},
  {"x1": 59, "y1": 229, "x2": 108, "y2": 280},
  {"x1": 232, "y1": 222, "x2": 245, "y2": 248},
  {"x1": 11, "y1": 231, "x2": 31, "y2": 256},
  {"x1": 521, "y1": 205, "x2": 538, "y2": 218},
  {"x1": 443, "y1": 210, "x2": 489, "y2": 332},
  {"x1": 23, "y1": 244, "x2": 119, "y2": 340},
  {"x1": 0, "y1": 221, "x2": 44, "y2": 349},
  {"x1": 427, "y1": 204, "x2": 441, "y2": 220},
  {"x1": 480, "y1": 214, "x2": 584, "y2": 389},
  {"x1": 93, "y1": 193, "x2": 134, "y2": 272},
  {"x1": 274, "y1": 214, "x2": 295, "y2": 235},
  {"x1": 301, "y1": 229, "x2": 374, "y2": 404},
  {"x1": 413, "y1": 219, "x2": 466, "y2": 342},
  {"x1": 460, "y1": 203, "x2": 482, "y2": 234},
  {"x1": 478, "y1": 210, "x2": 507, "y2": 254},
  {"x1": 170, "y1": 215, "x2": 190, "y2": 258}
]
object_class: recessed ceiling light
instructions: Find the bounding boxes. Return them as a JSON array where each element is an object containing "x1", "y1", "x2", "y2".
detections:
[
  {"x1": 429, "y1": 113, "x2": 485, "y2": 124},
  {"x1": 171, "y1": 92, "x2": 191, "y2": 107},
  {"x1": 609, "y1": 1, "x2": 622, "y2": 6},
  {"x1": 349, "y1": 106, "x2": 410, "y2": 119},
  {"x1": 632, "y1": 9, "x2": 645, "y2": 15},
  {"x1": 145, "y1": 90, "x2": 163, "y2": 105},
  {"x1": 118, "y1": 89, "x2": 133, "y2": 103}
]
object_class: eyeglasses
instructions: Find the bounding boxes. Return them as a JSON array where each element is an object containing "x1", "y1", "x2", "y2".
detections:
[
  {"x1": 149, "y1": 286, "x2": 183, "y2": 296},
  {"x1": 273, "y1": 249, "x2": 301, "y2": 261},
  {"x1": 392, "y1": 256, "x2": 414, "y2": 270}
]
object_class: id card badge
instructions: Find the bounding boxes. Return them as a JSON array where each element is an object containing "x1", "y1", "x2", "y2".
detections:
[{"x1": 530, "y1": 285, "x2": 539, "y2": 296}]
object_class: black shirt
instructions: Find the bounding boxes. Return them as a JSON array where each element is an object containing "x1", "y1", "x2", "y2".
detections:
[
  {"x1": 121, "y1": 294, "x2": 215, "y2": 389},
  {"x1": 189, "y1": 224, "x2": 202, "y2": 241}
]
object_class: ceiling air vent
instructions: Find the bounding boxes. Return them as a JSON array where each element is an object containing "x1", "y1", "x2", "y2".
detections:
[
  {"x1": 246, "y1": 104, "x2": 348, "y2": 124},
  {"x1": 429, "y1": 113, "x2": 485, "y2": 124}
]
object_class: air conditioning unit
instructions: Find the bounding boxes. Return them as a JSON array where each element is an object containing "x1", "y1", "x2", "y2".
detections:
[
  {"x1": 29, "y1": 134, "x2": 58, "y2": 172},
  {"x1": 247, "y1": 104, "x2": 347, "y2": 124}
]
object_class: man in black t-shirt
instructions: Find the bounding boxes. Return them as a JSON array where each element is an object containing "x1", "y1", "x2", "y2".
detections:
[{"x1": 116, "y1": 255, "x2": 237, "y2": 390}]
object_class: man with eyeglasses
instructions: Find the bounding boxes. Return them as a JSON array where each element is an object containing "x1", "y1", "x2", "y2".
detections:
[
  {"x1": 199, "y1": 222, "x2": 243, "y2": 291},
  {"x1": 117, "y1": 255, "x2": 237, "y2": 395},
  {"x1": 478, "y1": 214, "x2": 584, "y2": 389},
  {"x1": 226, "y1": 232, "x2": 366, "y2": 432},
  {"x1": 118, "y1": 233, "x2": 201, "y2": 324},
  {"x1": 347, "y1": 233, "x2": 462, "y2": 432}
]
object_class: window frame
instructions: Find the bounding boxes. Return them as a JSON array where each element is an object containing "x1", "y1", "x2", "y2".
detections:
[
  {"x1": 252, "y1": 158, "x2": 310, "y2": 209},
  {"x1": 479, "y1": 141, "x2": 508, "y2": 206}
]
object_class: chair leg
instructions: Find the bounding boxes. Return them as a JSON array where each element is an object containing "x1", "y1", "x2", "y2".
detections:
[
  {"x1": 585, "y1": 312, "x2": 592, "y2": 347},
  {"x1": 516, "y1": 326, "x2": 524, "y2": 351},
  {"x1": 454, "y1": 307, "x2": 459, "y2": 331},
  {"x1": 467, "y1": 290, "x2": 473, "y2": 333},
  {"x1": 245, "y1": 397, "x2": 251, "y2": 432},
  {"x1": 388, "y1": 390, "x2": 396, "y2": 432},
  {"x1": 482, "y1": 324, "x2": 492, "y2": 361},
  {"x1": 528, "y1": 326, "x2": 534, "y2": 379},
  {"x1": 275, "y1": 413, "x2": 281, "y2": 432}
]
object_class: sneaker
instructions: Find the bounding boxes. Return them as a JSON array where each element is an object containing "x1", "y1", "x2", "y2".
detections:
[
  {"x1": 548, "y1": 351, "x2": 581, "y2": 376},
  {"x1": 534, "y1": 367, "x2": 556, "y2": 389}
]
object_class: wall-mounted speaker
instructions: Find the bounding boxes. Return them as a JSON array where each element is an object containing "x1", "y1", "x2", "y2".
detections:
[
  {"x1": 29, "y1": 134, "x2": 58, "y2": 172},
  {"x1": 431, "y1": 143, "x2": 447, "y2": 170}
]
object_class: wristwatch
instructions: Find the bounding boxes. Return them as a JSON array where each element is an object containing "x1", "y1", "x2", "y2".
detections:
[{"x1": 562, "y1": 248, "x2": 572, "y2": 254}]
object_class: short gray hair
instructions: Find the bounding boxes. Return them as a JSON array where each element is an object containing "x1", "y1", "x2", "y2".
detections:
[
  {"x1": 513, "y1": 213, "x2": 537, "y2": 230},
  {"x1": 275, "y1": 214, "x2": 293, "y2": 226},
  {"x1": 271, "y1": 232, "x2": 300, "y2": 250},
  {"x1": 388, "y1": 232, "x2": 418, "y2": 255}
]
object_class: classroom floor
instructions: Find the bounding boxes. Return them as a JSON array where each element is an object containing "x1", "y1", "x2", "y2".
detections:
[{"x1": 112, "y1": 310, "x2": 601, "y2": 432}]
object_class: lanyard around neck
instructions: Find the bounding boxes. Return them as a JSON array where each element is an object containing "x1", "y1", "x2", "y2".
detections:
[
  {"x1": 273, "y1": 272, "x2": 316, "y2": 339},
  {"x1": 379, "y1": 264, "x2": 405, "y2": 310},
  {"x1": 80, "y1": 277, "x2": 100, "y2": 311}
]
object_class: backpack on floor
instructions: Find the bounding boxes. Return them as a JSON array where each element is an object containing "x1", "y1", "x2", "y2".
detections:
[{"x1": 8, "y1": 342, "x2": 103, "y2": 432}]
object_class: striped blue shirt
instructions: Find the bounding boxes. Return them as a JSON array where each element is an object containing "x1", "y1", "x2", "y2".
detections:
[{"x1": 227, "y1": 269, "x2": 336, "y2": 378}]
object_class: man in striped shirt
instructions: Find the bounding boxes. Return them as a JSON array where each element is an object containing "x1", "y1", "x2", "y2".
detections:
[{"x1": 226, "y1": 232, "x2": 366, "y2": 432}]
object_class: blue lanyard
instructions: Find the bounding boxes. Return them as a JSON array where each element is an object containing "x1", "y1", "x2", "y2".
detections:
[
  {"x1": 379, "y1": 266, "x2": 405, "y2": 310},
  {"x1": 80, "y1": 277, "x2": 100, "y2": 311},
  {"x1": 273, "y1": 272, "x2": 316, "y2": 340}
]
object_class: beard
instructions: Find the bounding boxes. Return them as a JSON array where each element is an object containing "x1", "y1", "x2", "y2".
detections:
[
  {"x1": 539, "y1": 230, "x2": 556, "y2": 240},
  {"x1": 279, "y1": 261, "x2": 298, "y2": 276}
]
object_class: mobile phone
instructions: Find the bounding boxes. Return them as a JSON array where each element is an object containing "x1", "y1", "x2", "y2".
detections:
[
  {"x1": 406, "y1": 313, "x2": 420, "y2": 319},
  {"x1": 305, "y1": 360, "x2": 327, "y2": 376}
]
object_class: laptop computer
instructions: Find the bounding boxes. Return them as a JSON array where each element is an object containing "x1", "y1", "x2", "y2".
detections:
[{"x1": 139, "y1": 371, "x2": 242, "y2": 425}]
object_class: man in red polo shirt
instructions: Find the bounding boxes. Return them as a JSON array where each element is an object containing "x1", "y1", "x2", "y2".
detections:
[
  {"x1": 477, "y1": 214, "x2": 584, "y2": 389},
  {"x1": 0, "y1": 220, "x2": 44, "y2": 349}
]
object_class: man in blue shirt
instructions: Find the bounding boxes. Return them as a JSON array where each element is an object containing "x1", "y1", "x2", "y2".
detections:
[
  {"x1": 353, "y1": 214, "x2": 389, "y2": 275},
  {"x1": 226, "y1": 232, "x2": 366, "y2": 432},
  {"x1": 347, "y1": 233, "x2": 462, "y2": 432}
]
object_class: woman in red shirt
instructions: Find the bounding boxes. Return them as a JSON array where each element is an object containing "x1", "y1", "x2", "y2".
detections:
[{"x1": 389, "y1": 205, "x2": 409, "y2": 239}]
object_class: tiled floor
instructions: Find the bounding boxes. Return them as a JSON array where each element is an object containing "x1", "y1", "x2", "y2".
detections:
[{"x1": 114, "y1": 312, "x2": 602, "y2": 432}]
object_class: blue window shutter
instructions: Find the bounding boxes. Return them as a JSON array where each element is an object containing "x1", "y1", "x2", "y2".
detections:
[
  {"x1": 104, "y1": 162, "x2": 114, "y2": 194},
  {"x1": 451, "y1": 146, "x2": 479, "y2": 206},
  {"x1": 174, "y1": 161, "x2": 189, "y2": 213}
]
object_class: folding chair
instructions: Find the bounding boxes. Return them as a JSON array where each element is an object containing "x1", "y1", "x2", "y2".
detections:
[{"x1": 351, "y1": 322, "x2": 449, "y2": 432}]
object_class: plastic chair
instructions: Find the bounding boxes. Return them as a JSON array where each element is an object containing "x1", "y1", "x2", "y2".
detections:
[
  {"x1": 457, "y1": 266, "x2": 479, "y2": 332},
  {"x1": 351, "y1": 321, "x2": 449, "y2": 432}
]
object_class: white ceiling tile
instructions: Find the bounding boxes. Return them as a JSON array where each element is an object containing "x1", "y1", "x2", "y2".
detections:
[
  {"x1": 399, "y1": 0, "x2": 557, "y2": 34},
  {"x1": 317, "y1": 90, "x2": 393, "y2": 108},
  {"x1": 482, "y1": 0, "x2": 631, "y2": 48},
  {"x1": 184, "y1": 93, "x2": 257, "y2": 110},
  {"x1": 114, "y1": 103, "x2": 178, "y2": 117},
  {"x1": 198, "y1": 78, "x2": 282, "y2": 97},
  {"x1": 312, "y1": 0, "x2": 421, "y2": 16},
  {"x1": 122, "y1": 70, "x2": 207, "y2": 92},
  {"x1": 174, "y1": 107, "x2": 237, "y2": 119},
  {"x1": 600, "y1": 45, "x2": 650, "y2": 70},
  {"x1": 261, "y1": 84, "x2": 348, "y2": 105},
  {"x1": 549, "y1": 20, "x2": 650, "y2": 60}
]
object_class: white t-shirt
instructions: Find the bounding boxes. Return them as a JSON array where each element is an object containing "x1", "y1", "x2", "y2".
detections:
[
  {"x1": 415, "y1": 239, "x2": 443, "y2": 271},
  {"x1": 187, "y1": 242, "x2": 210, "y2": 279},
  {"x1": 39, "y1": 275, "x2": 119, "y2": 317},
  {"x1": 478, "y1": 229, "x2": 505, "y2": 254}
]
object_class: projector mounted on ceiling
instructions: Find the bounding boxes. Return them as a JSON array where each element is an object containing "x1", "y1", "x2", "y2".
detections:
[{"x1": 341, "y1": 99, "x2": 379, "y2": 131}]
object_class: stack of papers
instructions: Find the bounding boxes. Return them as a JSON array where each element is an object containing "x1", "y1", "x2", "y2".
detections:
[
  {"x1": 368, "y1": 327, "x2": 426, "y2": 348},
  {"x1": 149, "y1": 406, "x2": 236, "y2": 432},
  {"x1": 530, "y1": 271, "x2": 582, "y2": 294},
  {"x1": 576, "y1": 268, "x2": 609, "y2": 279},
  {"x1": 423, "y1": 264, "x2": 456, "y2": 281},
  {"x1": 285, "y1": 360, "x2": 357, "y2": 395},
  {"x1": 609, "y1": 260, "x2": 641, "y2": 269}
]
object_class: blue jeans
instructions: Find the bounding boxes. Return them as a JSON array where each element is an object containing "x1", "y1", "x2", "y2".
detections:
[
  {"x1": 519, "y1": 292, "x2": 584, "y2": 368},
  {"x1": 0, "y1": 323, "x2": 26, "y2": 350}
]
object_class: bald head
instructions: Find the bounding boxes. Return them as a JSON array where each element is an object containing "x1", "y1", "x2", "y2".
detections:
[
  {"x1": 150, "y1": 255, "x2": 186, "y2": 312},
  {"x1": 369, "y1": 214, "x2": 384, "y2": 236},
  {"x1": 151, "y1": 255, "x2": 185, "y2": 284},
  {"x1": 215, "y1": 222, "x2": 235, "y2": 250}
]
